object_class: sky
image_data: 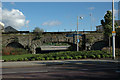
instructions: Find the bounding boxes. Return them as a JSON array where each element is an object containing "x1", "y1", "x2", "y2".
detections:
[{"x1": 1, "y1": 2, "x2": 119, "y2": 32}]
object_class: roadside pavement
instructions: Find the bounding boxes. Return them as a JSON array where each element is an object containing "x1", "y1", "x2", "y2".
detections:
[{"x1": 2, "y1": 59, "x2": 120, "y2": 68}]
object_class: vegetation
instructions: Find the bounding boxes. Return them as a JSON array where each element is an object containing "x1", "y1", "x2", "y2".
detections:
[
  {"x1": 33, "y1": 27, "x2": 44, "y2": 40},
  {"x1": 101, "y1": 11, "x2": 118, "y2": 46},
  {"x1": 33, "y1": 27, "x2": 44, "y2": 33},
  {"x1": 2, "y1": 47, "x2": 29, "y2": 55},
  {"x1": 2, "y1": 50, "x2": 113, "y2": 62}
]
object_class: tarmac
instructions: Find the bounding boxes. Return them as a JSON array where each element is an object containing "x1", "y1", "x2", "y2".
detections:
[{"x1": 2, "y1": 59, "x2": 120, "y2": 68}]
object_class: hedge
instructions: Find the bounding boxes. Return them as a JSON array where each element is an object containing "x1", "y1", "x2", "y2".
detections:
[{"x1": 3, "y1": 50, "x2": 113, "y2": 62}]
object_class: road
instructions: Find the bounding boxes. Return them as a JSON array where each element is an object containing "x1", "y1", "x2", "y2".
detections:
[{"x1": 2, "y1": 60, "x2": 120, "y2": 80}]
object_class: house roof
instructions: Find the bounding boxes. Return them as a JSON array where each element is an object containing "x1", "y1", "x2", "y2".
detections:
[{"x1": 4, "y1": 26, "x2": 18, "y2": 32}]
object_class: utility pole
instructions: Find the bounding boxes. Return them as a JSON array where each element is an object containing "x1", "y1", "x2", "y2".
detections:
[
  {"x1": 90, "y1": 13, "x2": 92, "y2": 31},
  {"x1": 77, "y1": 16, "x2": 79, "y2": 51},
  {"x1": 112, "y1": 0, "x2": 115, "y2": 59}
]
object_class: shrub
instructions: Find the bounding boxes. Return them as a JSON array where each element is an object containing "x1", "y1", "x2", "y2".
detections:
[
  {"x1": 91, "y1": 55, "x2": 96, "y2": 59},
  {"x1": 69, "y1": 57, "x2": 73, "y2": 59},
  {"x1": 78, "y1": 56, "x2": 82, "y2": 59},
  {"x1": 31, "y1": 58, "x2": 35, "y2": 61},
  {"x1": 102, "y1": 55, "x2": 105, "y2": 58},
  {"x1": 46, "y1": 57, "x2": 50, "y2": 60},
  {"x1": 83, "y1": 56, "x2": 87, "y2": 59},
  {"x1": 109, "y1": 55, "x2": 113, "y2": 58},
  {"x1": 75, "y1": 56, "x2": 78, "y2": 59},
  {"x1": 24, "y1": 58, "x2": 28, "y2": 61},
  {"x1": 56, "y1": 57, "x2": 60, "y2": 60},
  {"x1": 60, "y1": 57, "x2": 64, "y2": 60},
  {"x1": 97, "y1": 55, "x2": 101, "y2": 59},
  {"x1": 41, "y1": 58, "x2": 45, "y2": 60},
  {"x1": 51, "y1": 57, "x2": 54, "y2": 60},
  {"x1": 2, "y1": 47, "x2": 28, "y2": 55},
  {"x1": 106, "y1": 55, "x2": 110, "y2": 58}
]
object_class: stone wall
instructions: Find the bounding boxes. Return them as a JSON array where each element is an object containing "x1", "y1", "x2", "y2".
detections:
[{"x1": 2, "y1": 32, "x2": 106, "y2": 53}]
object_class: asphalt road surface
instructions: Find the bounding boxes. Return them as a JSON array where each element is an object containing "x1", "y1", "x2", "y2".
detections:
[{"x1": 2, "y1": 61, "x2": 120, "y2": 80}]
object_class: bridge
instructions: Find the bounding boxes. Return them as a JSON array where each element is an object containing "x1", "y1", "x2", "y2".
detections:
[{"x1": 2, "y1": 31, "x2": 104, "y2": 54}]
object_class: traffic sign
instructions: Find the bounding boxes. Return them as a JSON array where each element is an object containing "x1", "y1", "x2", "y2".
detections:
[
  {"x1": 77, "y1": 39, "x2": 80, "y2": 43},
  {"x1": 112, "y1": 31, "x2": 116, "y2": 33}
]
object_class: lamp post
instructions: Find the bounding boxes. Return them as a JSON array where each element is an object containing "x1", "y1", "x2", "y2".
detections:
[
  {"x1": 112, "y1": 0, "x2": 115, "y2": 59},
  {"x1": 77, "y1": 16, "x2": 83, "y2": 51}
]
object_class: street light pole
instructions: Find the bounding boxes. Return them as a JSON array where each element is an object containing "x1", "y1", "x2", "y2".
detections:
[
  {"x1": 112, "y1": 0, "x2": 115, "y2": 59},
  {"x1": 77, "y1": 16, "x2": 79, "y2": 51}
]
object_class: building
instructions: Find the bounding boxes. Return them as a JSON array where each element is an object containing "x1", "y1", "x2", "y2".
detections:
[
  {"x1": 96, "y1": 25, "x2": 103, "y2": 32},
  {"x1": 96, "y1": 20, "x2": 120, "y2": 32},
  {"x1": 115, "y1": 20, "x2": 120, "y2": 28},
  {"x1": 4, "y1": 26, "x2": 18, "y2": 32}
]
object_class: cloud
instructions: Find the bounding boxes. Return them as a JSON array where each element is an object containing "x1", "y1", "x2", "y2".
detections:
[
  {"x1": 42, "y1": 20, "x2": 61, "y2": 26},
  {"x1": 25, "y1": 20, "x2": 30, "y2": 27},
  {"x1": 88, "y1": 7, "x2": 95, "y2": 10},
  {"x1": 2, "y1": 9, "x2": 27, "y2": 29}
]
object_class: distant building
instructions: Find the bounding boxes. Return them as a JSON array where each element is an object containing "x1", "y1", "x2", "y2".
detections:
[
  {"x1": 96, "y1": 25, "x2": 103, "y2": 32},
  {"x1": 115, "y1": 20, "x2": 120, "y2": 28},
  {"x1": 96, "y1": 20, "x2": 120, "y2": 32},
  {"x1": 4, "y1": 26, "x2": 18, "y2": 32}
]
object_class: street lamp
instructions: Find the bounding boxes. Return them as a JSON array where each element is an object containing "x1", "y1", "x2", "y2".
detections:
[
  {"x1": 112, "y1": 0, "x2": 115, "y2": 59},
  {"x1": 77, "y1": 16, "x2": 83, "y2": 51}
]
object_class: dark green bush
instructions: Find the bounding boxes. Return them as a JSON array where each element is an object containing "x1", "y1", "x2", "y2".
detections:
[
  {"x1": 83, "y1": 56, "x2": 87, "y2": 59},
  {"x1": 75, "y1": 56, "x2": 78, "y2": 59},
  {"x1": 60, "y1": 57, "x2": 64, "y2": 60},
  {"x1": 41, "y1": 58, "x2": 45, "y2": 60},
  {"x1": 46, "y1": 57, "x2": 50, "y2": 60},
  {"x1": 97, "y1": 55, "x2": 101, "y2": 59},
  {"x1": 56, "y1": 57, "x2": 60, "y2": 60},
  {"x1": 78, "y1": 56, "x2": 82, "y2": 59},
  {"x1": 91, "y1": 55, "x2": 96, "y2": 59}
]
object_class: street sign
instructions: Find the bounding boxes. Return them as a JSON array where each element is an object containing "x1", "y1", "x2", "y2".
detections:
[
  {"x1": 77, "y1": 39, "x2": 80, "y2": 43},
  {"x1": 112, "y1": 31, "x2": 116, "y2": 33},
  {"x1": 112, "y1": 31, "x2": 116, "y2": 36},
  {"x1": 112, "y1": 33, "x2": 116, "y2": 36}
]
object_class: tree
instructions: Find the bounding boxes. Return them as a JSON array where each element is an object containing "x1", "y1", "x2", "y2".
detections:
[
  {"x1": 101, "y1": 11, "x2": 112, "y2": 40},
  {"x1": 33, "y1": 27, "x2": 44, "y2": 40},
  {"x1": 101, "y1": 11, "x2": 117, "y2": 53},
  {"x1": 33, "y1": 27, "x2": 44, "y2": 32}
]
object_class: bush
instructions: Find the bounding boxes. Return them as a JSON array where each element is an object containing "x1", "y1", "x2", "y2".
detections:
[
  {"x1": 41, "y1": 58, "x2": 45, "y2": 60},
  {"x1": 31, "y1": 58, "x2": 35, "y2": 61},
  {"x1": 60, "y1": 57, "x2": 64, "y2": 60},
  {"x1": 97, "y1": 55, "x2": 101, "y2": 59},
  {"x1": 2, "y1": 47, "x2": 28, "y2": 55},
  {"x1": 102, "y1": 55, "x2": 105, "y2": 58},
  {"x1": 91, "y1": 55, "x2": 96, "y2": 59},
  {"x1": 56, "y1": 57, "x2": 60, "y2": 60},
  {"x1": 78, "y1": 56, "x2": 82, "y2": 59},
  {"x1": 75, "y1": 56, "x2": 78, "y2": 59},
  {"x1": 51, "y1": 57, "x2": 55, "y2": 60},
  {"x1": 46, "y1": 57, "x2": 50, "y2": 60},
  {"x1": 83, "y1": 56, "x2": 87, "y2": 59},
  {"x1": 3, "y1": 50, "x2": 113, "y2": 62},
  {"x1": 106, "y1": 55, "x2": 110, "y2": 58},
  {"x1": 69, "y1": 57, "x2": 73, "y2": 59}
]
